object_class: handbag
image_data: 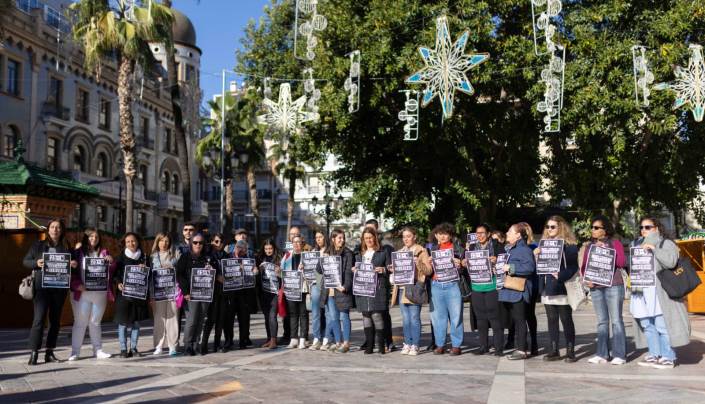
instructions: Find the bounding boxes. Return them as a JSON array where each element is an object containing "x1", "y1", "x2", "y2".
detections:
[
  {"x1": 657, "y1": 255, "x2": 702, "y2": 299},
  {"x1": 404, "y1": 281, "x2": 428, "y2": 305},
  {"x1": 277, "y1": 288, "x2": 287, "y2": 318},
  {"x1": 19, "y1": 275, "x2": 34, "y2": 300},
  {"x1": 503, "y1": 275, "x2": 526, "y2": 292},
  {"x1": 458, "y1": 271, "x2": 472, "y2": 302},
  {"x1": 565, "y1": 272, "x2": 587, "y2": 311}
]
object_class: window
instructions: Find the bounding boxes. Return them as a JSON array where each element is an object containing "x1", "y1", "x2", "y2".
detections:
[
  {"x1": 139, "y1": 164, "x2": 148, "y2": 186},
  {"x1": 164, "y1": 128, "x2": 172, "y2": 153},
  {"x1": 96, "y1": 153, "x2": 108, "y2": 177},
  {"x1": 7, "y1": 59, "x2": 19, "y2": 96},
  {"x1": 136, "y1": 211, "x2": 146, "y2": 233},
  {"x1": 141, "y1": 116, "x2": 149, "y2": 143},
  {"x1": 48, "y1": 77, "x2": 63, "y2": 107},
  {"x1": 161, "y1": 171, "x2": 170, "y2": 192},
  {"x1": 185, "y1": 65, "x2": 195, "y2": 82},
  {"x1": 99, "y1": 99, "x2": 110, "y2": 129},
  {"x1": 76, "y1": 89, "x2": 89, "y2": 122},
  {"x1": 3, "y1": 134, "x2": 15, "y2": 157},
  {"x1": 162, "y1": 217, "x2": 170, "y2": 234},
  {"x1": 47, "y1": 138, "x2": 57, "y2": 170},
  {"x1": 171, "y1": 174, "x2": 179, "y2": 194},
  {"x1": 73, "y1": 145, "x2": 86, "y2": 172},
  {"x1": 96, "y1": 205, "x2": 106, "y2": 223}
]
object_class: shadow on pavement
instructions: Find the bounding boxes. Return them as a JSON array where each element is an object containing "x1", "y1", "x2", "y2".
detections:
[{"x1": 0, "y1": 375, "x2": 156, "y2": 403}]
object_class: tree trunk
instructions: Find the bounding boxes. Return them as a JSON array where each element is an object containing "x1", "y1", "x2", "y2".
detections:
[
  {"x1": 164, "y1": 0, "x2": 192, "y2": 223},
  {"x1": 287, "y1": 174, "x2": 295, "y2": 236},
  {"x1": 118, "y1": 57, "x2": 136, "y2": 233},
  {"x1": 246, "y1": 163, "x2": 260, "y2": 245},
  {"x1": 224, "y1": 178, "x2": 234, "y2": 241}
]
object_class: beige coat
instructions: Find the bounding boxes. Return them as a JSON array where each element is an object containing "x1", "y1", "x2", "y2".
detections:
[{"x1": 390, "y1": 244, "x2": 432, "y2": 306}]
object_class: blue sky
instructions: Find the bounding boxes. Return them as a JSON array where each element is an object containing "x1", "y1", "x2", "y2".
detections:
[{"x1": 172, "y1": 0, "x2": 271, "y2": 107}]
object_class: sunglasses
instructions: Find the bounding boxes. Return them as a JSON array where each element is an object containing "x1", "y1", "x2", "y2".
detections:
[
  {"x1": 212, "y1": 239, "x2": 222, "y2": 244},
  {"x1": 192, "y1": 241, "x2": 204, "y2": 245},
  {"x1": 544, "y1": 225, "x2": 557, "y2": 230},
  {"x1": 591, "y1": 226, "x2": 604, "y2": 231},
  {"x1": 640, "y1": 225, "x2": 655, "y2": 230}
]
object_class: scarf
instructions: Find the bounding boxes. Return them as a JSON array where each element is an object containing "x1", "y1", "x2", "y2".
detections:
[{"x1": 125, "y1": 248, "x2": 141, "y2": 261}]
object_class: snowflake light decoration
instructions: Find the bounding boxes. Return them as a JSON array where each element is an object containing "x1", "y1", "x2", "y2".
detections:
[
  {"x1": 406, "y1": 16, "x2": 489, "y2": 120},
  {"x1": 655, "y1": 44, "x2": 705, "y2": 122},
  {"x1": 632, "y1": 46, "x2": 655, "y2": 107},
  {"x1": 294, "y1": 0, "x2": 327, "y2": 61},
  {"x1": 257, "y1": 83, "x2": 319, "y2": 133},
  {"x1": 398, "y1": 90, "x2": 420, "y2": 141}
]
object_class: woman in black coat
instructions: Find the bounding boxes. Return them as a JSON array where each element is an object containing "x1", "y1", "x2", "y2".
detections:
[
  {"x1": 318, "y1": 229, "x2": 355, "y2": 352},
  {"x1": 255, "y1": 239, "x2": 282, "y2": 349},
  {"x1": 113, "y1": 232, "x2": 150, "y2": 358},
  {"x1": 23, "y1": 218, "x2": 77, "y2": 365},
  {"x1": 354, "y1": 227, "x2": 391, "y2": 354}
]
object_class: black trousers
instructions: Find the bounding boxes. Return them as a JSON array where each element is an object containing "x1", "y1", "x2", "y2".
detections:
[
  {"x1": 471, "y1": 290, "x2": 502, "y2": 350},
  {"x1": 261, "y1": 292, "x2": 278, "y2": 339},
  {"x1": 29, "y1": 288, "x2": 67, "y2": 351},
  {"x1": 287, "y1": 295, "x2": 309, "y2": 339},
  {"x1": 544, "y1": 304, "x2": 575, "y2": 347},
  {"x1": 222, "y1": 291, "x2": 251, "y2": 345},
  {"x1": 505, "y1": 299, "x2": 538, "y2": 351},
  {"x1": 503, "y1": 301, "x2": 527, "y2": 353},
  {"x1": 201, "y1": 287, "x2": 224, "y2": 349}
]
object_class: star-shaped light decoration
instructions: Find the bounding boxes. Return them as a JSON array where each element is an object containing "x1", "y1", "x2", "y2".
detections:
[
  {"x1": 257, "y1": 83, "x2": 319, "y2": 133},
  {"x1": 655, "y1": 44, "x2": 705, "y2": 122},
  {"x1": 406, "y1": 16, "x2": 489, "y2": 120}
]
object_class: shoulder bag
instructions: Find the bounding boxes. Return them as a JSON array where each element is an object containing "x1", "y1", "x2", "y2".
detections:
[
  {"x1": 19, "y1": 275, "x2": 34, "y2": 300},
  {"x1": 656, "y1": 241, "x2": 701, "y2": 299}
]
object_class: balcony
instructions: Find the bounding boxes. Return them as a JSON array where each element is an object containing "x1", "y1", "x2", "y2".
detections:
[
  {"x1": 136, "y1": 137, "x2": 155, "y2": 150},
  {"x1": 192, "y1": 200, "x2": 209, "y2": 218},
  {"x1": 158, "y1": 193, "x2": 183, "y2": 212},
  {"x1": 41, "y1": 102, "x2": 70, "y2": 121}
]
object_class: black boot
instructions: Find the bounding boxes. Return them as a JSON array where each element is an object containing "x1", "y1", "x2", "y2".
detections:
[
  {"x1": 44, "y1": 350, "x2": 59, "y2": 363},
  {"x1": 28, "y1": 351, "x2": 39, "y2": 365},
  {"x1": 543, "y1": 342, "x2": 561, "y2": 361},
  {"x1": 363, "y1": 327, "x2": 374, "y2": 354},
  {"x1": 564, "y1": 342, "x2": 577, "y2": 363},
  {"x1": 530, "y1": 341, "x2": 539, "y2": 357},
  {"x1": 200, "y1": 340, "x2": 209, "y2": 355},
  {"x1": 376, "y1": 330, "x2": 386, "y2": 355}
]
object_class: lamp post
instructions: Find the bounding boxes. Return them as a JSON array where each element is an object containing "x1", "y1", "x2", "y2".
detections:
[{"x1": 311, "y1": 183, "x2": 344, "y2": 236}]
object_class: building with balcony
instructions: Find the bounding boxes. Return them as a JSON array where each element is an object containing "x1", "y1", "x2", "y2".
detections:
[{"x1": 0, "y1": 0, "x2": 208, "y2": 236}]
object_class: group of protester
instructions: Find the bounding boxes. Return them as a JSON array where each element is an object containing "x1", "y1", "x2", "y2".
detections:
[{"x1": 24, "y1": 214, "x2": 690, "y2": 370}]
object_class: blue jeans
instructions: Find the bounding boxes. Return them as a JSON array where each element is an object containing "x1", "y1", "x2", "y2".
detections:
[
  {"x1": 590, "y1": 285, "x2": 626, "y2": 360},
  {"x1": 118, "y1": 321, "x2": 140, "y2": 351},
  {"x1": 310, "y1": 284, "x2": 322, "y2": 340},
  {"x1": 398, "y1": 291, "x2": 421, "y2": 347},
  {"x1": 325, "y1": 297, "x2": 351, "y2": 343},
  {"x1": 430, "y1": 281, "x2": 464, "y2": 348},
  {"x1": 638, "y1": 315, "x2": 676, "y2": 361}
]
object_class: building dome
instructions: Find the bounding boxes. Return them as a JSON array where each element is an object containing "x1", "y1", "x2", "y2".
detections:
[{"x1": 171, "y1": 9, "x2": 197, "y2": 49}]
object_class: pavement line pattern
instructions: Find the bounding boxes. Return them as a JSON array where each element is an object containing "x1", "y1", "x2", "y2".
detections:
[
  {"x1": 487, "y1": 357, "x2": 526, "y2": 404},
  {"x1": 239, "y1": 364, "x2": 496, "y2": 376}
]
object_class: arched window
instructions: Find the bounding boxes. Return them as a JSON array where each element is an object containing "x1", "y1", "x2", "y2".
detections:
[
  {"x1": 161, "y1": 171, "x2": 170, "y2": 192},
  {"x1": 96, "y1": 153, "x2": 108, "y2": 177},
  {"x1": 3, "y1": 126, "x2": 19, "y2": 157},
  {"x1": 73, "y1": 145, "x2": 86, "y2": 172},
  {"x1": 171, "y1": 173, "x2": 179, "y2": 194}
]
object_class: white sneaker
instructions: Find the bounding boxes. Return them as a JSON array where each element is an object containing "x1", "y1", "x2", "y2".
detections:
[
  {"x1": 400, "y1": 344, "x2": 410, "y2": 355},
  {"x1": 588, "y1": 356, "x2": 608, "y2": 364},
  {"x1": 653, "y1": 358, "x2": 676, "y2": 369},
  {"x1": 408, "y1": 345, "x2": 419, "y2": 356},
  {"x1": 68, "y1": 354, "x2": 79, "y2": 361},
  {"x1": 637, "y1": 355, "x2": 658, "y2": 367},
  {"x1": 610, "y1": 357, "x2": 626, "y2": 365},
  {"x1": 152, "y1": 347, "x2": 163, "y2": 356},
  {"x1": 309, "y1": 339, "x2": 321, "y2": 350},
  {"x1": 95, "y1": 350, "x2": 111, "y2": 359},
  {"x1": 298, "y1": 338, "x2": 307, "y2": 349},
  {"x1": 287, "y1": 340, "x2": 299, "y2": 349}
]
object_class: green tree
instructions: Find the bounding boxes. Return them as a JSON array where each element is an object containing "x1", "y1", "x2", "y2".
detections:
[{"x1": 70, "y1": 0, "x2": 173, "y2": 232}]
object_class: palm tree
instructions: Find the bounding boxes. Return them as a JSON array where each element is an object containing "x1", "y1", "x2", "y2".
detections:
[
  {"x1": 70, "y1": 0, "x2": 172, "y2": 232},
  {"x1": 268, "y1": 134, "x2": 305, "y2": 236}
]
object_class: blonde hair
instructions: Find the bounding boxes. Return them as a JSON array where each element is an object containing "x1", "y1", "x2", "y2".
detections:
[
  {"x1": 541, "y1": 215, "x2": 577, "y2": 245},
  {"x1": 152, "y1": 232, "x2": 175, "y2": 259}
]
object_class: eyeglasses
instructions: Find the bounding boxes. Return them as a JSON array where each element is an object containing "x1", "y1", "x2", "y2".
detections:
[
  {"x1": 192, "y1": 241, "x2": 204, "y2": 245},
  {"x1": 544, "y1": 225, "x2": 557, "y2": 230},
  {"x1": 640, "y1": 225, "x2": 655, "y2": 230},
  {"x1": 591, "y1": 226, "x2": 604, "y2": 231}
]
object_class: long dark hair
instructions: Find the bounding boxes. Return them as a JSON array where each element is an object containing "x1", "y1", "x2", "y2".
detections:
[
  {"x1": 314, "y1": 230, "x2": 329, "y2": 251},
  {"x1": 591, "y1": 214, "x2": 615, "y2": 239},
  {"x1": 80, "y1": 227, "x2": 102, "y2": 254},
  {"x1": 44, "y1": 218, "x2": 67, "y2": 248},
  {"x1": 326, "y1": 229, "x2": 346, "y2": 255},
  {"x1": 256, "y1": 238, "x2": 281, "y2": 262}
]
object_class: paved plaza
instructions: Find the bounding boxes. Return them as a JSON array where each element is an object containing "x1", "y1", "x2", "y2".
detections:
[{"x1": 2, "y1": 303, "x2": 705, "y2": 403}]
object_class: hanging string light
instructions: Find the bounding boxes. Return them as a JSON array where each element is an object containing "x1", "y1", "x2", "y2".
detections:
[
  {"x1": 398, "y1": 90, "x2": 420, "y2": 141},
  {"x1": 303, "y1": 68, "x2": 321, "y2": 114},
  {"x1": 294, "y1": 0, "x2": 328, "y2": 61},
  {"x1": 632, "y1": 46, "x2": 655, "y2": 107},
  {"x1": 344, "y1": 50, "x2": 361, "y2": 113},
  {"x1": 531, "y1": 0, "x2": 565, "y2": 133}
]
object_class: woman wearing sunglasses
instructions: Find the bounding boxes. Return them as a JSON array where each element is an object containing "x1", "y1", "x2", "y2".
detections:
[
  {"x1": 580, "y1": 215, "x2": 627, "y2": 365},
  {"x1": 630, "y1": 217, "x2": 690, "y2": 369}
]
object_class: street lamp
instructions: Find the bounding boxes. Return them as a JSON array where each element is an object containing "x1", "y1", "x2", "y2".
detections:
[{"x1": 311, "y1": 183, "x2": 343, "y2": 236}]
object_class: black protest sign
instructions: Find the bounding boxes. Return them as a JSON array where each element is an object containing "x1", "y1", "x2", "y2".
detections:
[
  {"x1": 536, "y1": 239, "x2": 565, "y2": 275},
  {"x1": 322, "y1": 256, "x2": 342, "y2": 288},
  {"x1": 189, "y1": 267, "x2": 216, "y2": 302},
  {"x1": 221, "y1": 259, "x2": 244, "y2": 291},
  {"x1": 495, "y1": 253, "x2": 509, "y2": 290},
  {"x1": 42, "y1": 253, "x2": 71, "y2": 288},
  {"x1": 283, "y1": 270, "x2": 303, "y2": 302},
  {"x1": 465, "y1": 250, "x2": 493, "y2": 285},
  {"x1": 630, "y1": 247, "x2": 656, "y2": 288},
  {"x1": 467, "y1": 233, "x2": 478, "y2": 245},
  {"x1": 432, "y1": 249, "x2": 459, "y2": 283},
  {"x1": 83, "y1": 257, "x2": 108, "y2": 291},
  {"x1": 122, "y1": 265, "x2": 150, "y2": 299},
  {"x1": 302, "y1": 251, "x2": 321, "y2": 282},
  {"x1": 583, "y1": 245, "x2": 616, "y2": 287},
  {"x1": 151, "y1": 268, "x2": 176, "y2": 301},
  {"x1": 260, "y1": 262, "x2": 279, "y2": 294},
  {"x1": 353, "y1": 262, "x2": 377, "y2": 297},
  {"x1": 241, "y1": 258, "x2": 256, "y2": 288},
  {"x1": 392, "y1": 251, "x2": 415, "y2": 285}
]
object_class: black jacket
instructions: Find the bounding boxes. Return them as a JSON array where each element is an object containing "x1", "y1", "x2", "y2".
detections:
[
  {"x1": 538, "y1": 243, "x2": 579, "y2": 297},
  {"x1": 354, "y1": 249, "x2": 391, "y2": 312},
  {"x1": 318, "y1": 247, "x2": 355, "y2": 311},
  {"x1": 175, "y1": 251, "x2": 219, "y2": 296},
  {"x1": 23, "y1": 239, "x2": 72, "y2": 289},
  {"x1": 113, "y1": 251, "x2": 150, "y2": 323}
]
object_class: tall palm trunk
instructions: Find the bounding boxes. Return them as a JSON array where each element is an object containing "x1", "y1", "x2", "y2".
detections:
[
  {"x1": 163, "y1": 0, "x2": 191, "y2": 223},
  {"x1": 224, "y1": 178, "x2": 234, "y2": 240},
  {"x1": 246, "y1": 163, "x2": 260, "y2": 244},
  {"x1": 287, "y1": 174, "x2": 295, "y2": 236},
  {"x1": 118, "y1": 57, "x2": 136, "y2": 233}
]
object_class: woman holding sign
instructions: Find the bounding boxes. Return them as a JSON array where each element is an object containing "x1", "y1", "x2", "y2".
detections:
[
  {"x1": 149, "y1": 233, "x2": 180, "y2": 356},
  {"x1": 390, "y1": 227, "x2": 432, "y2": 356},
  {"x1": 68, "y1": 228, "x2": 114, "y2": 361},
  {"x1": 282, "y1": 235, "x2": 310, "y2": 349},
  {"x1": 24, "y1": 219, "x2": 77, "y2": 365},
  {"x1": 498, "y1": 224, "x2": 536, "y2": 361},
  {"x1": 113, "y1": 232, "x2": 150, "y2": 358},
  {"x1": 630, "y1": 217, "x2": 690, "y2": 369},
  {"x1": 255, "y1": 239, "x2": 282, "y2": 349},
  {"x1": 535, "y1": 216, "x2": 579, "y2": 363},
  {"x1": 307, "y1": 231, "x2": 328, "y2": 350},
  {"x1": 355, "y1": 227, "x2": 392, "y2": 354},
  {"x1": 580, "y1": 215, "x2": 627, "y2": 365}
]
